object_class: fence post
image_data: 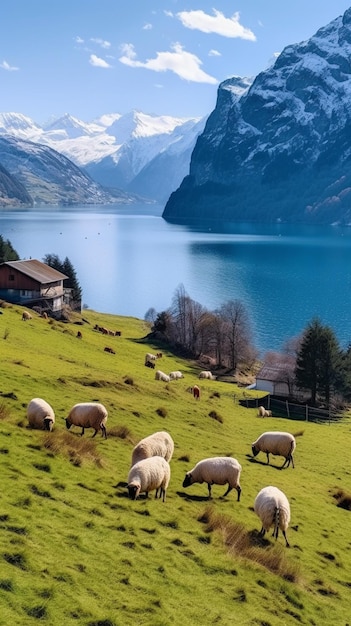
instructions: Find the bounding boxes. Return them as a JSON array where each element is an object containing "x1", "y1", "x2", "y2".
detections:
[
  {"x1": 306, "y1": 405, "x2": 308, "y2": 422},
  {"x1": 285, "y1": 400, "x2": 290, "y2": 418}
]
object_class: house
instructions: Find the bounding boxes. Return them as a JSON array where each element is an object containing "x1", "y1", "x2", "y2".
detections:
[
  {"x1": 255, "y1": 363, "x2": 294, "y2": 397},
  {"x1": 0, "y1": 259, "x2": 69, "y2": 316}
]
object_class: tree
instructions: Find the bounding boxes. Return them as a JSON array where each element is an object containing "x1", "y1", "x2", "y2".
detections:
[
  {"x1": 0, "y1": 235, "x2": 19, "y2": 263},
  {"x1": 218, "y1": 300, "x2": 252, "y2": 371},
  {"x1": 295, "y1": 318, "x2": 341, "y2": 406},
  {"x1": 43, "y1": 253, "x2": 82, "y2": 312}
]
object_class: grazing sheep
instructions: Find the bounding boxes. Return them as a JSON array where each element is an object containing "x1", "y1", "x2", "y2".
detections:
[
  {"x1": 155, "y1": 370, "x2": 170, "y2": 382},
  {"x1": 104, "y1": 346, "x2": 115, "y2": 354},
  {"x1": 169, "y1": 370, "x2": 184, "y2": 380},
  {"x1": 257, "y1": 406, "x2": 272, "y2": 417},
  {"x1": 27, "y1": 398, "x2": 55, "y2": 431},
  {"x1": 127, "y1": 456, "x2": 171, "y2": 502},
  {"x1": 251, "y1": 431, "x2": 296, "y2": 469},
  {"x1": 65, "y1": 402, "x2": 108, "y2": 439},
  {"x1": 254, "y1": 486, "x2": 291, "y2": 547},
  {"x1": 22, "y1": 310, "x2": 32, "y2": 321},
  {"x1": 145, "y1": 352, "x2": 157, "y2": 364},
  {"x1": 131, "y1": 431, "x2": 174, "y2": 467},
  {"x1": 192, "y1": 385, "x2": 200, "y2": 400},
  {"x1": 183, "y1": 456, "x2": 242, "y2": 500},
  {"x1": 199, "y1": 371, "x2": 215, "y2": 380}
]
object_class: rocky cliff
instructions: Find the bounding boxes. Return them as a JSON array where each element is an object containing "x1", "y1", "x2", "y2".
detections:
[{"x1": 163, "y1": 8, "x2": 351, "y2": 225}]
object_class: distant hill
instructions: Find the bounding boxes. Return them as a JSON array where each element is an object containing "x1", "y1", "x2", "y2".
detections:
[
  {"x1": 0, "y1": 110, "x2": 206, "y2": 204},
  {"x1": 163, "y1": 8, "x2": 351, "y2": 225}
]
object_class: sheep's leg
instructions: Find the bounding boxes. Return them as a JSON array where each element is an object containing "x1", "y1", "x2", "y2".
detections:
[
  {"x1": 266, "y1": 452, "x2": 270, "y2": 464},
  {"x1": 222, "y1": 484, "x2": 233, "y2": 498},
  {"x1": 236, "y1": 485, "x2": 241, "y2": 502},
  {"x1": 281, "y1": 457, "x2": 288, "y2": 469},
  {"x1": 282, "y1": 530, "x2": 290, "y2": 547},
  {"x1": 207, "y1": 483, "x2": 212, "y2": 499},
  {"x1": 101, "y1": 424, "x2": 107, "y2": 439},
  {"x1": 92, "y1": 429, "x2": 97, "y2": 438},
  {"x1": 80, "y1": 427, "x2": 85, "y2": 437},
  {"x1": 161, "y1": 488, "x2": 166, "y2": 502},
  {"x1": 259, "y1": 527, "x2": 266, "y2": 538}
]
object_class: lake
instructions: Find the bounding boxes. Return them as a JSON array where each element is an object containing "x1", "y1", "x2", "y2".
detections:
[{"x1": 1, "y1": 203, "x2": 351, "y2": 356}]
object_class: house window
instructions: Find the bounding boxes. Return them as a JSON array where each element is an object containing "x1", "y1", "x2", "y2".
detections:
[{"x1": 9, "y1": 274, "x2": 14, "y2": 281}]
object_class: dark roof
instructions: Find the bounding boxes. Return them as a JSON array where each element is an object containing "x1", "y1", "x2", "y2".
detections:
[
  {"x1": 3, "y1": 260, "x2": 68, "y2": 283},
  {"x1": 256, "y1": 366, "x2": 289, "y2": 382}
]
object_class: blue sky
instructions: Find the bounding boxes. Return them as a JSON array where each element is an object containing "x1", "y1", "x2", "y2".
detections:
[{"x1": 1, "y1": 1, "x2": 351, "y2": 124}]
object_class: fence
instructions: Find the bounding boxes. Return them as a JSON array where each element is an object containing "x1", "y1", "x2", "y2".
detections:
[{"x1": 238, "y1": 394, "x2": 344, "y2": 424}]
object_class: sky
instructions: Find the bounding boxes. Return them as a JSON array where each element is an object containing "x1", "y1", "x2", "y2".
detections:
[{"x1": 1, "y1": 1, "x2": 351, "y2": 124}]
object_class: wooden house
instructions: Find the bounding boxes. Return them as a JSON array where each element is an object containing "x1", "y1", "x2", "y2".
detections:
[
  {"x1": 255, "y1": 362, "x2": 295, "y2": 397},
  {"x1": 0, "y1": 259, "x2": 68, "y2": 316}
]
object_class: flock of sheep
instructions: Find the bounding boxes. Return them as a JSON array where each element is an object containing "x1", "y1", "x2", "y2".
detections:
[{"x1": 26, "y1": 349, "x2": 297, "y2": 548}]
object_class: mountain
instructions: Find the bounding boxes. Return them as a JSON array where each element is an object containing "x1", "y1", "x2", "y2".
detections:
[
  {"x1": 0, "y1": 136, "x2": 132, "y2": 207},
  {"x1": 0, "y1": 110, "x2": 205, "y2": 203},
  {"x1": 163, "y1": 8, "x2": 351, "y2": 225}
]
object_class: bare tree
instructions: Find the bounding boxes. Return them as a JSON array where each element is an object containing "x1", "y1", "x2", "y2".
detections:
[{"x1": 218, "y1": 300, "x2": 252, "y2": 371}]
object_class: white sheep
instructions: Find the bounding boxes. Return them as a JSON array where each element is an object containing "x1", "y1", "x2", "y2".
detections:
[
  {"x1": 254, "y1": 486, "x2": 291, "y2": 547},
  {"x1": 199, "y1": 371, "x2": 215, "y2": 380},
  {"x1": 155, "y1": 370, "x2": 170, "y2": 382},
  {"x1": 169, "y1": 370, "x2": 184, "y2": 380},
  {"x1": 182, "y1": 456, "x2": 242, "y2": 500},
  {"x1": 145, "y1": 352, "x2": 158, "y2": 365},
  {"x1": 257, "y1": 405, "x2": 272, "y2": 417},
  {"x1": 251, "y1": 431, "x2": 296, "y2": 469},
  {"x1": 65, "y1": 402, "x2": 108, "y2": 439},
  {"x1": 27, "y1": 397, "x2": 55, "y2": 431},
  {"x1": 127, "y1": 456, "x2": 171, "y2": 502},
  {"x1": 22, "y1": 310, "x2": 33, "y2": 321},
  {"x1": 131, "y1": 431, "x2": 174, "y2": 467}
]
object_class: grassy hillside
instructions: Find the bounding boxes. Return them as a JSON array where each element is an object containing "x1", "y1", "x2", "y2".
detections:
[{"x1": 0, "y1": 302, "x2": 350, "y2": 625}]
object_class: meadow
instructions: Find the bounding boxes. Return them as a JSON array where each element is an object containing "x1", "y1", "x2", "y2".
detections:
[{"x1": 0, "y1": 302, "x2": 350, "y2": 626}]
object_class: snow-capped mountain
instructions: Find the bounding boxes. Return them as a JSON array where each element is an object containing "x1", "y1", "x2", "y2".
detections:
[
  {"x1": 163, "y1": 8, "x2": 351, "y2": 225},
  {"x1": 0, "y1": 110, "x2": 205, "y2": 203}
]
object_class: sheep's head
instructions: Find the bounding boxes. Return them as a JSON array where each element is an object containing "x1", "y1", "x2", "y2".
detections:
[
  {"x1": 251, "y1": 444, "x2": 259, "y2": 457},
  {"x1": 65, "y1": 418, "x2": 72, "y2": 430},
  {"x1": 43, "y1": 418, "x2": 54, "y2": 432},
  {"x1": 182, "y1": 473, "x2": 193, "y2": 488},
  {"x1": 128, "y1": 483, "x2": 140, "y2": 500}
]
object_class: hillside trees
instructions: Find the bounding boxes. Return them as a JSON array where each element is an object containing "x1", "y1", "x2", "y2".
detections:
[
  {"x1": 43, "y1": 253, "x2": 82, "y2": 311},
  {"x1": 0, "y1": 234, "x2": 19, "y2": 263},
  {"x1": 295, "y1": 318, "x2": 342, "y2": 406}
]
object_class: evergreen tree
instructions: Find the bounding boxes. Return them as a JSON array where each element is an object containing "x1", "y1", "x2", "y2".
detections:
[
  {"x1": 43, "y1": 253, "x2": 82, "y2": 312},
  {"x1": 295, "y1": 318, "x2": 341, "y2": 406},
  {"x1": 0, "y1": 235, "x2": 19, "y2": 263}
]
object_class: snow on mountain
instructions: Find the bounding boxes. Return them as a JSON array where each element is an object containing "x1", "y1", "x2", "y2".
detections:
[
  {"x1": 0, "y1": 109, "x2": 206, "y2": 201},
  {"x1": 163, "y1": 7, "x2": 351, "y2": 225}
]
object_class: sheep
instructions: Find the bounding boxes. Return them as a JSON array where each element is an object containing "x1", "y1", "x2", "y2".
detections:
[
  {"x1": 65, "y1": 402, "x2": 108, "y2": 439},
  {"x1": 251, "y1": 431, "x2": 296, "y2": 469},
  {"x1": 254, "y1": 486, "x2": 291, "y2": 547},
  {"x1": 182, "y1": 456, "x2": 242, "y2": 500},
  {"x1": 192, "y1": 384, "x2": 200, "y2": 399},
  {"x1": 27, "y1": 397, "x2": 55, "y2": 431},
  {"x1": 155, "y1": 370, "x2": 170, "y2": 382},
  {"x1": 104, "y1": 346, "x2": 115, "y2": 354},
  {"x1": 131, "y1": 431, "x2": 174, "y2": 467},
  {"x1": 145, "y1": 360, "x2": 155, "y2": 369},
  {"x1": 257, "y1": 406, "x2": 272, "y2": 417},
  {"x1": 145, "y1": 352, "x2": 158, "y2": 364},
  {"x1": 22, "y1": 310, "x2": 32, "y2": 321},
  {"x1": 127, "y1": 456, "x2": 171, "y2": 502},
  {"x1": 199, "y1": 371, "x2": 215, "y2": 380},
  {"x1": 169, "y1": 370, "x2": 184, "y2": 380}
]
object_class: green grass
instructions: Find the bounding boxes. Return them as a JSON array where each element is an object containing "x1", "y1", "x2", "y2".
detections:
[{"x1": 0, "y1": 302, "x2": 351, "y2": 625}]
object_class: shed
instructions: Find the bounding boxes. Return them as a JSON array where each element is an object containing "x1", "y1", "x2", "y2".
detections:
[
  {"x1": 0, "y1": 259, "x2": 68, "y2": 315},
  {"x1": 256, "y1": 365, "x2": 293, "y2": 397}
]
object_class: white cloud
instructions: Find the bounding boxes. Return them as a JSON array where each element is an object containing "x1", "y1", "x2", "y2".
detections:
[
  {"x1": 0, "y1": 60, "x2": 19, "y2": 71},
  {"x1": 164, "y1": 10, "x2": 173, "y2": 17},
  {"x1": 177, "y1": 9, "x2": 256, "y2": 41},
  {"x1": 75, "y1": 36, "x2": 84, "y2": 44},
  {"x1": 143, "y1": 23, "x2": 153, "y2": 30},
  {"x1": 209, "y1": 49, "x2": 221, "y2": 57},
  {"x1": 119, "y1": 42, "x2": 218, "y2": 84},
  {"x1": 91, "y1": 38, "x2": 111, "y2": 49},
  {"x1": 89, "y1": 54, "x2": 112, "y2": 68}
]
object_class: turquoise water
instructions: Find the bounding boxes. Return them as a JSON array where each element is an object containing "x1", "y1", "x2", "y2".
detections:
[{"x1": 1, "y1": 204, "x2": 351, "y2": 355}]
